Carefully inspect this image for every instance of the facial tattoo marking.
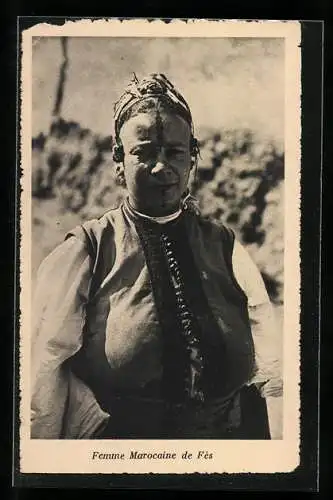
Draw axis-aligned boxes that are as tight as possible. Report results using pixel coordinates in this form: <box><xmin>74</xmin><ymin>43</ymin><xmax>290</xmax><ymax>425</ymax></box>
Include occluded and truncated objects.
<box><xmin>155</xmin><ymin>102</ymin><xmax>164</xmax><ymax>151</ymax></box>
<box><xmin>155</xmin><ymin>103</ymin><xmax>168</xmax><ymax>208</ymax></box>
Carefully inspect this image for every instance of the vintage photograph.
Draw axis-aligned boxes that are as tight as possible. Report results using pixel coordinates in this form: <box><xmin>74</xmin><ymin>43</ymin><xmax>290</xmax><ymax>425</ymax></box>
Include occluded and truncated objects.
<box><xmin>18</xmin><ymin>19</ymin><xmax>301</xmax><ymax>475</ymax></box>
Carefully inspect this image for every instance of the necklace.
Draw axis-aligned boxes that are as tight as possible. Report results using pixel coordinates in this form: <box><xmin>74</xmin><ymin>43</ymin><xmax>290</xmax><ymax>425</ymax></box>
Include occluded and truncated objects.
<box><xmin>127</xmin><ymin>199</ymin><xmax>182</xmax><ymax>224</ymax></box>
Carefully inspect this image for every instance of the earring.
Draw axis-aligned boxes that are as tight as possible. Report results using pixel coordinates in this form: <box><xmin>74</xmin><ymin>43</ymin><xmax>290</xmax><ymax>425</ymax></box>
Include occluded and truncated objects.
<box><xmin>181</xmin><ymin>189</ymin><xmax>200</xmax><ymax>215</ymax></box>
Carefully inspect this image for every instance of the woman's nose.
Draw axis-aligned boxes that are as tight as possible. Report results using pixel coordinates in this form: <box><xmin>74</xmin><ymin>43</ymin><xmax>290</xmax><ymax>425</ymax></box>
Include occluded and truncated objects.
<box><xmin>151</xmin><ymin>162</ymin><xmax>168</xmax><ymax>175</ymax></box>
<box><xmin>151</xmin><ymin>150</ymin><xmax>172</xmax><ymax>175</ymax></box>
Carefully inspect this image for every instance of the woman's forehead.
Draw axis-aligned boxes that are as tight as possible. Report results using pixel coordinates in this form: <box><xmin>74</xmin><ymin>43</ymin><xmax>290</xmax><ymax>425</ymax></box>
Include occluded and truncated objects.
<box><xmin>119</xmin><ymin>111</ymin><xmax>191</xmax><ymax>144</ymax></box>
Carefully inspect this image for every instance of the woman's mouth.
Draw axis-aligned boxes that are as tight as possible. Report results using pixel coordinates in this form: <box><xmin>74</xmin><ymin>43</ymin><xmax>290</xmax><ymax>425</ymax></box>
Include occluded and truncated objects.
<box><xmin>153</xmin><ymin>181</ymin><xmax>178</xmax><ymax>188</ymax></box>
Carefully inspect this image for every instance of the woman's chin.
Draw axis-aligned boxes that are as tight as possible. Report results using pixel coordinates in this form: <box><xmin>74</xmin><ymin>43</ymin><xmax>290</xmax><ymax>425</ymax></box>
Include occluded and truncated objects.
<box><xmin>156</xmin><ymin>193</ymin><xmax>183</xmax><ymax>213</ymax></box>
<box><xmin>130</xmin><ymin>189</ymin><xmax>182</xmax><ymax>217</ymax></box>
<box><xmin>142</xmin><ymin>200</ymin><xmax>181</xmax><ymax>217</ymax></box>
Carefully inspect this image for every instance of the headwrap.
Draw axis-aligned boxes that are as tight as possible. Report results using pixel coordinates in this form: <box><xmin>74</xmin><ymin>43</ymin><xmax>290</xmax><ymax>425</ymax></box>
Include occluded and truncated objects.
<box><xmin>114</xmin><ymin>73</ymin><xmax>195</xmax><ymax>140</ymax></box>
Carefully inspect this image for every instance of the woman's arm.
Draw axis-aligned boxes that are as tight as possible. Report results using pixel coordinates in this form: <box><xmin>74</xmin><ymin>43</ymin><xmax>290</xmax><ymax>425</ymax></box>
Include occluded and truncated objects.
<box><xmin>232</xmin><ymin>239</ymin><xmax>283</xmax><ymax>439</ymax></box>
<box><xmin>31</xmin><ymin>236</ymin><xmax>105</xmax><ymax>438</ymax></box>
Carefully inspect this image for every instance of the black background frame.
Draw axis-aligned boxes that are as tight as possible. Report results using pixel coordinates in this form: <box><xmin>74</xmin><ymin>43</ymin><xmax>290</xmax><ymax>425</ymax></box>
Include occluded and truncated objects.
<box><xmin>2</xmin><ymin>13</ymin><xmax>326</xmax><ymax>493</ymax></box>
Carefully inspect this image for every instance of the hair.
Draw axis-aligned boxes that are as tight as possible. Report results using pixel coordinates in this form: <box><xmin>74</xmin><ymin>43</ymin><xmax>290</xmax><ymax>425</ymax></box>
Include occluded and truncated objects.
<box><xmin>116</xmin><ymin>96</ymin><xmax>192</xmax><ymax>139</ymax></box>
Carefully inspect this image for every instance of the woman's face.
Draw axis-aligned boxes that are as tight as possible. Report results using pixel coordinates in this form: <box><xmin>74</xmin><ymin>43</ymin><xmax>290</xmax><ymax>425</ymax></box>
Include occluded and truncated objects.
<box><xmin>118</xmin><ymin>109</ymin><xmax>192</xmax><ymax>216</ymax></box>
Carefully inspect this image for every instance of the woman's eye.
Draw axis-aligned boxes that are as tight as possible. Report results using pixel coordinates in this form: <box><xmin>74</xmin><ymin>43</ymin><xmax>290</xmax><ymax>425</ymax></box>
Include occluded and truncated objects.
<box><xmin>130</xmin><ymin>146</ymin><xmax>186</xmax><ymax>161</ymax></box>
<box><xmin>132</xmin><ymin>146</ymin><xmax>156</xmax><ymax>160</ymax></box>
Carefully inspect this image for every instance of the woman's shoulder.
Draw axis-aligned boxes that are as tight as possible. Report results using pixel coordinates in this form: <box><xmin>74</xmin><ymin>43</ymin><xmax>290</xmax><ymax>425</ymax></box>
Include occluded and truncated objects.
<box><xmin>35</xmin><ymin>206</ymin><xmax>125</xmax><ymax>295</ymax></box>
<box><xmin>188</xmin><ymin>210</ymin><xmax>236</xmax><ymax>247</ymax></box>
<box><xmin>74</xmin><ymin>205</ymin><xmax>122</xmax><ymax>233</ymax></box>
<box><xmin>66</xmin><ymin>205</ymin><xmax>124</xmax><ymax>258</ymax></box>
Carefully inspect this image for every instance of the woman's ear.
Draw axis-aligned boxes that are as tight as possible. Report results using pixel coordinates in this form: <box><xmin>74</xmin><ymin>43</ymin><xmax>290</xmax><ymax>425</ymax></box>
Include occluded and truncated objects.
<box><xmin>190</xmin><ymin>136</ymin><xmax>199</xmax><ymax>170</ymax></box>
<box><xmin>112</xmin><ymin>143</ymin><xmax>124</xmax><ymax>163</ymax></box>
<box><xmin>112</xmin><ymin>143</ymin><xmax>126</xmax><ymax>186</ymax></box>
<box><xmin>115</xmin><ymin>163</ymin><xmax>126</xmax><ymax>186</ymax></box>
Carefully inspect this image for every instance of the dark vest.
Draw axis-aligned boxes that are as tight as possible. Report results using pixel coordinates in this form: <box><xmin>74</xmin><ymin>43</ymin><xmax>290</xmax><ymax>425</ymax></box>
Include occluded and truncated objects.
<box><xmin>66</xmin><ymin>202</ymin><xmax>257</xmax><ymax>437</ymax></box>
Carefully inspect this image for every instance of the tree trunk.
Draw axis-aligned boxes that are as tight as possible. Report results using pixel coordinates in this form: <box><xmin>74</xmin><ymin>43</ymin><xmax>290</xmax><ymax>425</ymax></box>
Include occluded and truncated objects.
<box><xmin>52</xmin><ymin>37</ymin><xmax>69</xmax><ymax>118</ymax></box>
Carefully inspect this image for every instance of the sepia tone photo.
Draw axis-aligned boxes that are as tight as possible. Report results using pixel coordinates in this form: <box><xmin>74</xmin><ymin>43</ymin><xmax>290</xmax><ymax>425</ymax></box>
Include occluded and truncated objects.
<box><xmin>18</xmin><ymin>19</ymin><xmax>301</xmax><ymax>475</ymax></box>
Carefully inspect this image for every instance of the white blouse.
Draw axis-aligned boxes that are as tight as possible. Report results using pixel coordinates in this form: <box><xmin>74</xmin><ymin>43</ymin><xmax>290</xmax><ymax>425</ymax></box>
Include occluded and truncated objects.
<box><xmin>31</xmin><ymin>215</ymin><xmax>283</xmax><ymax>439</ymax></box>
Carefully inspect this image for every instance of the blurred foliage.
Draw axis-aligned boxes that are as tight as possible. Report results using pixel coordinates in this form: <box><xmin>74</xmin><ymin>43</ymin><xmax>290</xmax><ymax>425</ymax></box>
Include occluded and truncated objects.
<box><xmin>32</xmin><ymin>118</ymin><xmax>284</xmax><ymax>304</ymax></box>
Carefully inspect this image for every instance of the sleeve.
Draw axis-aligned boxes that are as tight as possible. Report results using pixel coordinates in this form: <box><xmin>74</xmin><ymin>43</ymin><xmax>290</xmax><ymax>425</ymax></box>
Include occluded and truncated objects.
<box><xmin>232</xmin><ymin>240</ymin><xmax>283</xmax><ymax>398</ymax></box>
<box><xmin>31</xmin><ymin>236</ymin><xmax>109</xmax><ymax>439</ymax></box>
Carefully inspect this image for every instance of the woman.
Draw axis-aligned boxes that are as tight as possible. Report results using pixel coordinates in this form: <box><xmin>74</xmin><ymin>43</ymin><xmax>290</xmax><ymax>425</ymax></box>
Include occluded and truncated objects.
<box><xmin>31</xmin><ymin>73</ymin><xmax>282</xmax><ymax>439</ymax></box>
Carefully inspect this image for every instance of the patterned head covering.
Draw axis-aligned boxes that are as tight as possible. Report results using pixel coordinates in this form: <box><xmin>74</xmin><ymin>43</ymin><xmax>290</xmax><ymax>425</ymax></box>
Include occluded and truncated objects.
<box><xmin>114</xmin><ymin>73</ymin><xmax>194</xmax><ymax>140</ymax></box>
